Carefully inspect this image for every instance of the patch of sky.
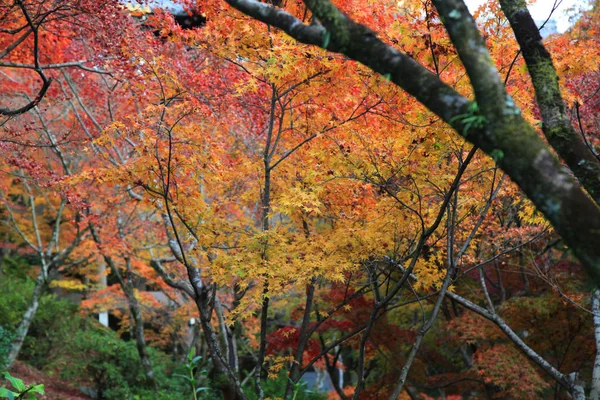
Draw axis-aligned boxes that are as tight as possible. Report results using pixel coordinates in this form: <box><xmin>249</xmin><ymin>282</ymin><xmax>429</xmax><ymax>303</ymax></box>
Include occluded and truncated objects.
<box><xmin>465</xmin><ymin>0</ymin><xmax>593</xmax><ymax>34</ymax></box>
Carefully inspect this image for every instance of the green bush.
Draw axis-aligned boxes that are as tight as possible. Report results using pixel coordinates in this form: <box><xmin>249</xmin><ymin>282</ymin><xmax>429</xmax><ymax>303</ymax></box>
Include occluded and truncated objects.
<box><xmin>21</xmin><ymin>296</ymin><xmax>81</xmax><ymax>370</ymax></box>
<box><xmin>56</xmin><ymin>321</ymin><xmax>190</xmax><ymax>400</ymax></box>
<box><xmin>0</xmin><ymin>257</ymin><xmax>190</xmax><ymax>399</ymax></box>
<box><xmin>0</xmin><ymin>327</ymin><xmax>13</xmax><ymax>368</ymax></box>
<box><xmin>0</xmin><ymin>268</ymin><xmax>35</xmax><ymax>331</ymax></box>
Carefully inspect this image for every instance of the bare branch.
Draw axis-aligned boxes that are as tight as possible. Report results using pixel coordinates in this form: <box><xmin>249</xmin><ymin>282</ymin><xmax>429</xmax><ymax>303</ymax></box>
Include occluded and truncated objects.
<box><xmin>0</xmin><ymin>1</ymin><xmax>52</xmax><ymax>117</ymax></box>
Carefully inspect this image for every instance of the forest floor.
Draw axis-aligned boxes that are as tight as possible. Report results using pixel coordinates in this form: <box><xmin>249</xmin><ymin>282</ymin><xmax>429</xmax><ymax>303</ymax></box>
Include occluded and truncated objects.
<box><xmin>9</xmin><ymin>362</ymin><xmax>92</xmax><ymax>400</ymax></box>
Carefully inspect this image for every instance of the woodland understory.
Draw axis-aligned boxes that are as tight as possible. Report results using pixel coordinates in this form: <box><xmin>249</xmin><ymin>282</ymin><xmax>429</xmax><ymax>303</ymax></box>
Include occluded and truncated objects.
<box><xmin>1</xmin><ymin>0</ymin><xmax>600</xmax><ymax>399</ymax></box>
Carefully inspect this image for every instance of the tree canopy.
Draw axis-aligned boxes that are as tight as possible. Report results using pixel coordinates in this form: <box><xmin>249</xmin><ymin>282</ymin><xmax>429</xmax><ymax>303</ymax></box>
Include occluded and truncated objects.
<box><xmin>1</xmin><ymin>0</ymin><xmax>600</xmax><ymax>399</ymax></box>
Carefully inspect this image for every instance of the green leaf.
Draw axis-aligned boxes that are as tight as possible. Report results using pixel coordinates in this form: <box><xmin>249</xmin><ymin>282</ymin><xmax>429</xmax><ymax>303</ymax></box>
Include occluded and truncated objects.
<box><xmin>196</xmin><ymin>388</ymin><xmax>209</xmax><ymax>393</ymax></box>
<box><xmin>191</xmin><ymin>356</ymin><xmax>202</xmax><ymax>365</ymax></box>
<box><xmin>173</xmin><ymin>374</ymin><xmax>193</xmax><ymax>382</ymax></box>
<box><xmin>0</xmin><ymin>388</ymin><xmax>16</xmax><ymax>400</ymax></box>
<box><xmin>29</xmin><ymin>384</ymin><xmax>44</xmax><ymax>395</ymax></box>
<box><xmin>187</xmin><ymin>347</ymin><xmax>195</xmax><ymax>361</ymax></box>
<box><xmin>3</xmin><ymin>373</ymin><xmax>24</xmax><ymax>393</ymax></box>
<box><xmin>0</xmin><ymin>387</ymin><xmax>15</xmax><ymax>398</ymax></box>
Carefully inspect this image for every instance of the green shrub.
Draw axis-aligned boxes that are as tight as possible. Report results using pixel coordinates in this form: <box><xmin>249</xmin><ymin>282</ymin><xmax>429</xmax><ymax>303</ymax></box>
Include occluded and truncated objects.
<box><xmin>0</xmin><ymin>327</ymin><xmax>13</xmax><ymax>368</ymax></box>
<box><xmin>21</xmin><ymin>296</ymin><xmax>80</xmax><ymax>370</ymax></box>
<box><xmin>0</xmin><ymin>256</ymin><xmax>190</xmax><ymax>399</ymax></box>
<box><xmin>0</xmin><ymin>272</ymin><xmax>35</xmax><ymax>331</ymax></box>
<box><xmin>57</xmin><ymin>322</ymin><xmax>190</xmax><ymax>400</ymax></box>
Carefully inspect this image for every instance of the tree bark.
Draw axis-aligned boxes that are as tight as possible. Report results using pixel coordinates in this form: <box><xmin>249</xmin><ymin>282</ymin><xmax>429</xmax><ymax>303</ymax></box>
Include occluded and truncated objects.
<box><xmin>498</xmin><ymin>0</ymin><xmax>600</xmax><ymax>205</ymax></box>
<box><xmin>285</xmin><ymin>281</ymin><xmax>316</xmax><ymax>398</ymax></box>
<box><xmin>591</xmin><ymin>289</ymin><xmax>600</xmax><ymax>400</ymax></box>
<box><xmin>127</xmin><ymin>285</ymin><xmax>157</xmax><ymax>387</ymax></box>
<box><xmin>161</xmin><ymin>213</ymin><xmax>247</xmax><ymax>400</ymax></box>
<box><xmin>195</xmin><ymin>289</ymin><xmax>246</xmax><ymax>400</ymax></box>
<box><xmin>109</xmin><ymin>258</ymin><xmax>157</xmax><ymax>388</ymax></box>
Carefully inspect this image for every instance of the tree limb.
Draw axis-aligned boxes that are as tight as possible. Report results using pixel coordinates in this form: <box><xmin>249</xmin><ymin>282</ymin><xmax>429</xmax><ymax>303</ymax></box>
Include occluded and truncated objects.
<box><xmin>499</xmin><ymin>0</ymin><xmax>600</xmax><ymax>205</ymax></box>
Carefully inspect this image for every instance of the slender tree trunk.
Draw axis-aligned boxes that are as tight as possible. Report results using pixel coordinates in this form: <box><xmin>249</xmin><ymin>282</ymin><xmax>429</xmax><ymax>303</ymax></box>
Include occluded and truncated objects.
<box><xmin>124</xmin><ymin>282</ymin><xmax>157</xmax><ymax>388</ymax></box>
<box><xmin>115</xmin><ymin>261</ymin><xmax>157</xmax><ymax>388</ymax></box>
<box><xmin>568</xmin><ymin>373</ymin><xmax>586</xmax><ymax>400</ymax></box>
<box><xmin>215</xmin><ymin>296</ymin><xmax>239</xmax><ymax>374</ymax></box>
<box><xmin>160</xmin><ymin>213</ymin><xmax>246</xmax><ymax>399</ymax></box>
<box><xmin>255</xmin><ymin>85</ymin><xmax>276</xmax><ymax>399</ymax></box>
<box><xmin>2</xmin><ymin>270</ymin><xmax>44</xmax><ymax>371</ymax></box>
<box><xmin>122</xmin><ymin>256</ymin><xmax>157</xmax><ymax>388</ymax></box>
<box><xmin>590</xmin><ymin>289</ymin><xmax>600</xmax><ymax>400</ymax></box>
<box><xmin>91</xmin><ymin>224</ymin><xmax>157</xmax><ymax>389</ymax></box>
<box><xmin>196</xmin><ymin>293</ymin><xmax>245</xmax><ymax>400</ymax></box>
<box><xmin>285</xmin><ymin>281</ymin><xmax>316</xmax><ymax>398</ymax></box>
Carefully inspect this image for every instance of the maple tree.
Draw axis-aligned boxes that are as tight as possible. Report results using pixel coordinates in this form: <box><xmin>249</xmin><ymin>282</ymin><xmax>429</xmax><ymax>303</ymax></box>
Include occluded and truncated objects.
<box><xmin>182</xmin><ymin>0</ymin><xmax>599</xmax><ymax>397</ymax></box>
<box><xmin>0</xmin><ymin>0</ymin><xmax>164</xmax><ymax>379</ymax></box>
<box><xmin>1</xmin><ymin>0</ymin><xmax>600</xmax><ymax>400</ymax></box>
<box><xmin>221</xmin><ymin>0</ymin><xmax>600</xmax><ymax>284</ymax></box>
<box><xmin>0</xmin><ymin>0</ymin><xmax>120</xmax><ymax>116</ymax></box>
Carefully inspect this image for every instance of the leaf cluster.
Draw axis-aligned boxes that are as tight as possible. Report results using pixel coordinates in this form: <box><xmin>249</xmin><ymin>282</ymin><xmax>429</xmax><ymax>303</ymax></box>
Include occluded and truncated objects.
<box><xmin>0</xmin><ymin>373</ymin><xmax>44</xmax><ymax>400</ymax></box>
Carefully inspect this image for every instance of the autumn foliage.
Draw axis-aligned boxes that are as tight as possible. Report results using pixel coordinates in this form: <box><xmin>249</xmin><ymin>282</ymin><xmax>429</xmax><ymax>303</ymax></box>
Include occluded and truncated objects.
<box><xmin>1</xmin><ymin>0</ymin><xmax>600</xmax><ymax>399</ymax></box>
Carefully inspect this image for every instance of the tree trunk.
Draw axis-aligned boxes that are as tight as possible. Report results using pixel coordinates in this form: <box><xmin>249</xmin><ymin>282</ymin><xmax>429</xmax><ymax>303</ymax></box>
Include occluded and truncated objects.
<box><xmin>590</xmin><ymin>289</ymin><xmax>600</xmax><ymax>400</ymax></box>
<box><xmin>125</xmin><ymin>284</ymin><xmax>157</xmax><ymax>389</ymax></box>
<box><xmin>91</xmin><ymin>222</ymin><xmax>157</xmax><ymax>389</ymax></box>
<box><xmin>160</xmin><ymin>212</ymin><xmax>246</xmax><ymax>399</ymax></box>
<box><xmin>285</xmin><ymin>282</ymin><xmax>316</xmax><ymax>398</ymax></box>
<box><xmin>196</xmin><ymin>293</ymin><xmax>246</xmax><ymax>400</ymax></box>
<box><xmin>568</xmin><ymin>373</ymin><xmax>586</xmax><ymax>400</ymax></box>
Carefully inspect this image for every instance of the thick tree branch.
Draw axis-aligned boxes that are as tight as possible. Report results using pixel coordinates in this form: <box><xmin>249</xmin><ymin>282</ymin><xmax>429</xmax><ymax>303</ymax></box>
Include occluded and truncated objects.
<box><xmin>429</xmin><ymin>0</ymin><xmax>600</xmax><ymax>281</ymax></box>
<box><xmin>499</xmin><ymin>0</ymin><xmax>600</xmax><ymax>205</ymax></box>
<box><xmin>150</xmin><ymin>257</ymin><xmax>195</xmax><ymax>298</ymax></box>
